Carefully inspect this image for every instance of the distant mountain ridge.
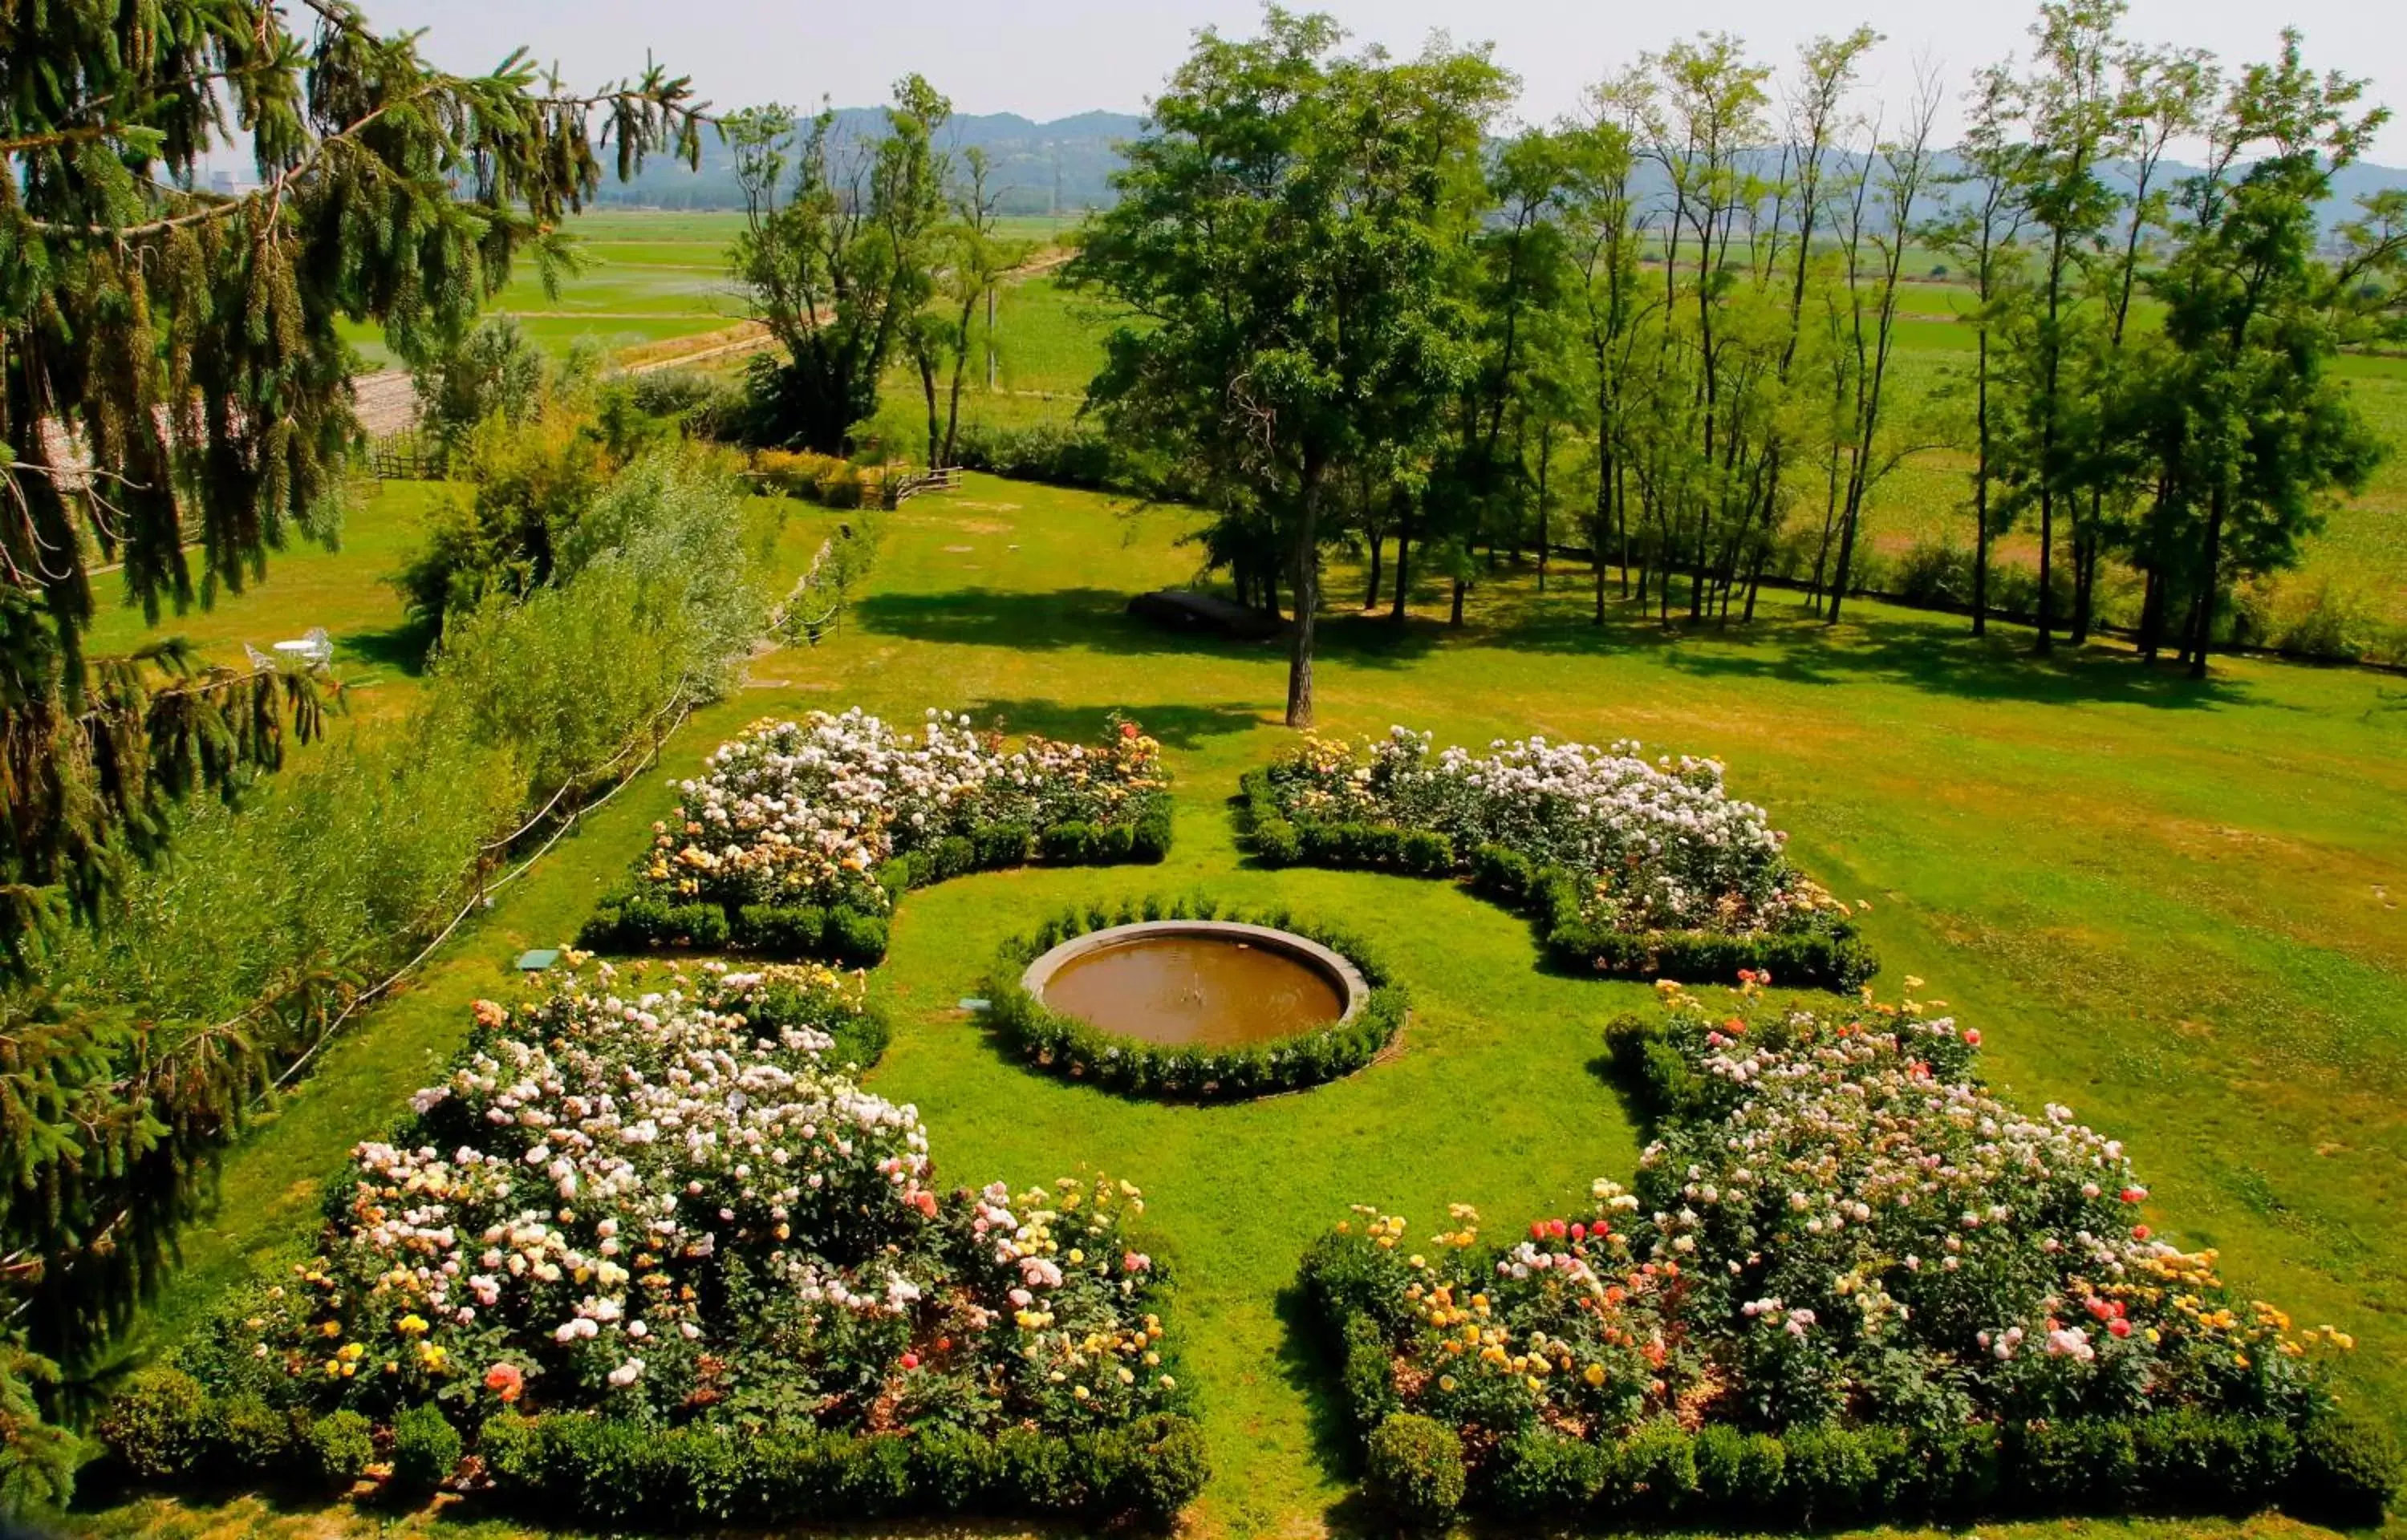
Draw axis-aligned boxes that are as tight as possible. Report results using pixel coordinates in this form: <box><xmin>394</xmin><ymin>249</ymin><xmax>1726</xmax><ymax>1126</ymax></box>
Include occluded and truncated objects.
<box><xmin>598</xmin><ymin>108</ymin><xmax>1148</xmax><ymax>214</ymax></box>
<box><xmin>597</xmin><ymin>107</ymin><xmax>2407</xmax><ymax>237</ymax></box>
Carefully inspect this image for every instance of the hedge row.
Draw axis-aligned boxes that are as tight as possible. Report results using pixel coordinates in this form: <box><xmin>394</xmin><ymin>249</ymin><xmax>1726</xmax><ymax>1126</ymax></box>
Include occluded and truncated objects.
<box><xmin>579</xmin><ymin>794</ymin><xmax>1173</xmax><ymax>965</ymax></box>
<box><xmin>1297</xmin><ymin>1239</ymin><xmax>2397</xmax><ymax>1531</ymax></box>
<box><xmin>984</xmin><ymin>895</ymin><xmax>1407</xmax><ymax>1101</ymax></box>
<box><xmin>92</xmin><ymin>1368</ymin><xmax>1208</xmax><ymax>1529</ymax></box>
<box><xmin>1236</xmin><ymin>772</ymin><xmax>1877</xmax><ymax>991</ymax></box>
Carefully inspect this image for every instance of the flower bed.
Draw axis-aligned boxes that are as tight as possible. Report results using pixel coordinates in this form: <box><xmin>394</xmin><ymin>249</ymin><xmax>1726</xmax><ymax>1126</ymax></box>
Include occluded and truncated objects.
<box><xmin>1297</xmin><ymin>979</ymin><xmax>2394</xmax><ymax>1530</ymax></box>
<box><xmin>1241</xmin><ymin>729</ymin><xmax>1874</xmax><ymax>991</ymax></box>
<box><xmin>99</xmin><ymin>961</ymin><xmax>1205</xmax><ymax>1525</ymax></box>
<box><xmin>582</xmin><ymin>708</ymin><xmax>1173</xmax><ymax>964</ymax></box>
<box><xmin>984</xmin><ymin>897</ymin><xmax>1408</xmax><ymax>1101</ymax></box>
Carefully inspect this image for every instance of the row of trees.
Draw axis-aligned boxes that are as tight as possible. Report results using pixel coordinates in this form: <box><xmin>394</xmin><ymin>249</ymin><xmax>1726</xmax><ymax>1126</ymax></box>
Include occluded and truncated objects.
<box><xmin>1066</xmin><ymin>3</ymin><xmax>2405</xmax><ymax>725</ymax></box>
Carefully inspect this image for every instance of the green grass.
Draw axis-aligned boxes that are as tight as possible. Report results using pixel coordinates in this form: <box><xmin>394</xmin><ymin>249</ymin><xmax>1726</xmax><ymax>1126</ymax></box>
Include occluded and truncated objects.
<box><xmin>71</xmin><ymin>472</ymin><xmax>2407</xmax><ymax>1539</ymax></box>
<box><xmin>83</xmin><ymin>480</ymin><xmax>440</xmax><ymax>721</ymax></box>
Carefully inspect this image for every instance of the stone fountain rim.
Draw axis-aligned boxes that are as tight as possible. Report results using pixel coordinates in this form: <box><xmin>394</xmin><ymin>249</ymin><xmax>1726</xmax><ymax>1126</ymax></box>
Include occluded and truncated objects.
<box><xmin>1019</xmin><ymin>919</ymin><xmax>1370</xmax><ymax>1028</ymax></box>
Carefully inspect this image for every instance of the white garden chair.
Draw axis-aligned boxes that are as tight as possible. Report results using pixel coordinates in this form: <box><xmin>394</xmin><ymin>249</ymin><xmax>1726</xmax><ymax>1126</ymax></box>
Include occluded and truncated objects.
<box><xmin>273</xmin><ymin>626</ymin><xmax>334</xmax><ymax>669</ymax></box>
<box><xmin>243</xmin><ymin>643</ymin><xmax>278</xmax><ymax>672</ymax></box>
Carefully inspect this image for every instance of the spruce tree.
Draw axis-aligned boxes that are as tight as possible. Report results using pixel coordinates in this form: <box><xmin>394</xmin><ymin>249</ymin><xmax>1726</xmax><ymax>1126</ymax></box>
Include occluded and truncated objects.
<box><xmin>0</xmin><ymin>0</ymin><xmax>699</xmax><ymax>1500</ymax></box>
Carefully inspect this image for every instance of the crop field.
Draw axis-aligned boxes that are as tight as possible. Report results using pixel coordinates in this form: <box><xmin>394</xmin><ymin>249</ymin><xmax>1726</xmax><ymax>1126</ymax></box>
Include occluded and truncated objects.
<box><xmin>67</xmin><ymin>469</ymin><xmax>2407</xmax><ymax>1540</ymax></box>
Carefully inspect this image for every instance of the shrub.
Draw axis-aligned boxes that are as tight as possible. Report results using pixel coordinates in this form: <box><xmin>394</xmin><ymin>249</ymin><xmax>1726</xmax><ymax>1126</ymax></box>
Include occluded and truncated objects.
<box><xmin>1691</xmin><ymin>1424</ymin><xmax>1785</xmax><ymax>1524</ymax></box>
<box><xmin>388</xmin><ymin>1402</ymin><xmax>462</xmax><ymax>1498</ymax></box>
<box><xmin>1251</xmin><ymin>816</ymin><xmax>1302</xmax><ymax>866</ymax></box>
<box><xmin>1108</xmin><ymin>1413</ymin><xmax>1212</xmax><ymax>1522</ymax></box>
<box><xmin>1364</xmin><ymin>1413</ymin><xmax>1466</xmax><ymax>1528</ymax></box>
<box><xmin>95</xmin><ymin>1368</ymin><xmax>211</xmax><ymax>1483</ymax></box>
<box><xmin>213</xmin><ymin>1392</ymin><xmax>302</xmax><ymax>1474</ymax></box>
<box><xmin>1040</xmin><ymin>821</ymin><xmax>1098</xmax><ymax>862</ymax></box>
<box><xmin>734</xmin><ymin>903</ymin><xmax>828</xmax><ymax>958</ymax></box>
<box><xmin>1490</xmin><ymin>1427</ymin><xmax>1606</xmax><ymax>1518</ymax></box>
<box><xmin>307</xmin><ymin>1409</ymin><xmax>375</xmax><ymax>1489</ymax></box>
<box><xmin>2291</xmin><ymin>1409</ymin><xmax>2401</xmax><ymax>1527</ymax></box>
<box><xmin>826</xmin><ymin>908</ymin><xmax>890</xmax><ymax>966</ymax></box>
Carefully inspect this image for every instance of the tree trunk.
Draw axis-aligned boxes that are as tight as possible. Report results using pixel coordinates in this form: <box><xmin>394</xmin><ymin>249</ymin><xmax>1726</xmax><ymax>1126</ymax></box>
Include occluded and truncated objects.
<box><xmin>1390</xmin><ymin>502</ymin><xmax>1413</xmax><ymax>622</ymax></box>
<box><xmin>1971</xmin><ymin>335</ymin><xmax>1991</xmax><ymax>638</ymax></box>
<box><xmin>1449</xmin><ymin>576</ymin><xmax>1467</xmax><ymax>627</ymax></box>
<box><xmin>1364</xmin><ymin>530</ymin><xmax>1384</xmax><ymax>610</ymax></box>
<box><xmin>917</xmin><ymin>351</ymin><xmax>942</xmax><ymax>470</ymax></box>
<box><xmin>2188</xmin><ymin>484</ymin><xmax>2226</xmax><ymax>681</ymax></box>
<box><xmin>2070</xmin><ymin>496</ymin><xmax>2101</xmax><ymax>646</ymax></box>
<box><xmin>2036</xmin><ymin>488</ymin><xmax>2056</xmax><ymax>654</ymax></box>
<box><xmin>1287</xmin><ymin>468</ymin><xmax>1326</xmax><ymax>727</ymax></box>
<box><xmin>2137</xmin><ymin>565</ymin><xmax>2163</xmax><ymax>663</ymax></box>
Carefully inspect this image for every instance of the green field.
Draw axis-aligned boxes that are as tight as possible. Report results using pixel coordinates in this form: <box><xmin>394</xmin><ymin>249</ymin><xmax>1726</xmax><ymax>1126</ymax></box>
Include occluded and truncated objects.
<box><xmin>71</xmin><ymin>469</ymin><xmax>2407</xmax><ymax>1539</ymax></box>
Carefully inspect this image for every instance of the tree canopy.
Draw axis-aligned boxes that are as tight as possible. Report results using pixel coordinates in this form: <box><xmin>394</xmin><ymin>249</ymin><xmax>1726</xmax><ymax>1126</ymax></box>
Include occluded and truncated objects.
<box><xmin>1070</xmin><ymin>10</ymin><xmax>1510</xmax><ymax>726</ymax></box>
<box><xmin>0</xmin><ymin>0</ymin><xmax>702</xmax><ymax>971</ymax></box>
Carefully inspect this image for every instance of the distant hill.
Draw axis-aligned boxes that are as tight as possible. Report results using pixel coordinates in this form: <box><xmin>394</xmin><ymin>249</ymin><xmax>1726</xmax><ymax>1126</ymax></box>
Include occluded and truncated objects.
<box><xmin>595</xmin><ymin>107</ymin><xmax>2407</xmax><ymax>238</ymax></box>
<box><xmin>595</xmin><ymin>108</ymin><xmax>1147</xmax><ymax>214</ymax></box>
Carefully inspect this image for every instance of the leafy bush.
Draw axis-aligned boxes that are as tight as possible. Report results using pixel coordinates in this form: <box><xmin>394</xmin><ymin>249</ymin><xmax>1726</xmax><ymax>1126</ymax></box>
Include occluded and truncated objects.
<box><xmin>213</xmin><ymin>1393</ymin><xmax>302</xmax><ymax>1473</ymax></box>
<box><xmin>409</xmin><ymin>314</ymin><xmax>548</xmax><ymax>463</ymax></box>
<box><xmin>93</xmin><ymin>1368</ymin><xmax>209</xmax><ymax>1483</ymax></box>
<box><xmin>306</xmin><ymin>1409</ymin><xmax>374</xmax><ymax>1488</ymax></box>
<box><xmin>395</xmin><ymin>407</ymin><xmax>616</xmax><ymax>635</ymax></box>
<box><xmin>986</xmin><ymin>898</ymin><xmax>1405</xmax><ymax>1101</ymax></box>
<box><xmin>470</xmin><ymin>1407</ymin><xmax>1208</xmax><ymax>1526</ymax></box>
<box><xmin>752</xmin><ymin>448</ymin><xmax>896</xmax><ymax>509</ymax></box>
<box><xmin>2292</xmin><ymin>1408</ymin><xmax>2402</xmax><ymax>1527</ymax></box>
<box><xmin>1364</xmin><ymin>1413</ymin><xmax>1467</xmax><ymax>1527</ymax></box>
<box><xmin>1891</xmin><ymin>537</ymin><xmax>1974</xmax><ymax>610</ymax></box>
<box><xmin>951</xmin><ymin>420</ymin><xmax>1123</xmax><ymax>489</ymax></box>
<box><xmin>388</xmin><ymin>1402</ymin><xmax>461</xmax><ymax>1497</ymax></box>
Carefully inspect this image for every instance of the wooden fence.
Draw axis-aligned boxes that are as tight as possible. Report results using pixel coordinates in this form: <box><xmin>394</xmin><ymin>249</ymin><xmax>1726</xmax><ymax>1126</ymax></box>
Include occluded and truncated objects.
<box><xmin>884</xmin><ymin>465</ymin><xmax>963</xmax><ymax>508</ymax></box>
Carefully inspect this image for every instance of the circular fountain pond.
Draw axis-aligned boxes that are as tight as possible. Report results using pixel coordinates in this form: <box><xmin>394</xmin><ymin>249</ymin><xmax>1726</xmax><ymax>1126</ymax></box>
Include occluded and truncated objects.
<box><xmin>1019</xmin><ymin>921</ymin><xmax>1370</xmax><ymax>1049</ymax></box>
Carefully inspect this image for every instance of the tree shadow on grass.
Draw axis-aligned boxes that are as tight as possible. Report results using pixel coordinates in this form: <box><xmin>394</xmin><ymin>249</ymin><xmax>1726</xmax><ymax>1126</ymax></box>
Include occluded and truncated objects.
<box><xmin>960</xmin><ymin>697</ymin><xmax>1268</xmax><ymax>751</ymax></box>
<box><xmin>854</xmin><ymin>587</ymin><xmax>1441</xmax><ymax>671</ymax></box>
<box><xmin>340</xmin><ymin>618</ymin><xmax>435</xmax><ymax>677</ymax></box>
<box><xmin>1478</xmin><ymin>594</ymin><xmax>2252</xmax><ymax>712</ymax></box>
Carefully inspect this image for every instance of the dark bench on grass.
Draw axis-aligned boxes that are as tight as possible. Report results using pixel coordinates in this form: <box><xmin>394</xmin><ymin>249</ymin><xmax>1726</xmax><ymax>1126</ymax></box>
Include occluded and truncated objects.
<box><xmin>1126</xmin><ymin>590</ymin><xmax>1285</xmax><ymax>642</ymax></box>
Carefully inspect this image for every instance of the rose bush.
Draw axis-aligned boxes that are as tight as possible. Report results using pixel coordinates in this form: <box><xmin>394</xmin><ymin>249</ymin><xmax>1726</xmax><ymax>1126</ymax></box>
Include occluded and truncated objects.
<box><xmin>1301</xmin><ymin>979</ymin><xmax>2387</xmax><ymax>1523</ymax></box>
<box><xmin>1246</xmin><ymin>730</ymin><xmax>1873</xmax><ymax>988</ymax></box>
<box><xmin>128</xmin><ymin>961</ymin><xmax>1198</xmax><ymax>1518</ymax></box>
<box><xmin>1258</xmin><ymin>729</ymin><xmax>1837</xmax><ymax>935</ymax></box>
<box><xmin>584</xmin><ymin>710</ymin><xmax>1172</xmax><ymax>962</ymax></box>
<box><xmin>651</xmin><ymin>708</ymin><xmax>1167</xmax><ymax>914</ymax></box>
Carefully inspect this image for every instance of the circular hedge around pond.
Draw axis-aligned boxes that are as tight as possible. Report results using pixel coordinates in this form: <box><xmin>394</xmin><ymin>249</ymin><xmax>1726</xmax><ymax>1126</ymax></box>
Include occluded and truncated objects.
<box><xmin>985</xmin><ymin>897</ymin><xmax>1406</xmax><ymax>1101</ymax></box>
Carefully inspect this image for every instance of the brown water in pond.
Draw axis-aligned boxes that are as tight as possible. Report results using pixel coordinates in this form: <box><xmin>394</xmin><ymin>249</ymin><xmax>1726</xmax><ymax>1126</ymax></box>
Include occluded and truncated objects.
<box><xmin>1039</xmin><ymin>935</ymin><xmax>1345</xmax><ymax>1048</ymax></box>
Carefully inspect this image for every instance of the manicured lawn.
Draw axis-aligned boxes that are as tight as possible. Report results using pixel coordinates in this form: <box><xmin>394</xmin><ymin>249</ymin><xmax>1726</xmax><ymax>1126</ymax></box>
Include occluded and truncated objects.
<box><xmin>73</xmin><ymin>473</ymin><xmax>2407</xmax><ymax>1539</ymax></box>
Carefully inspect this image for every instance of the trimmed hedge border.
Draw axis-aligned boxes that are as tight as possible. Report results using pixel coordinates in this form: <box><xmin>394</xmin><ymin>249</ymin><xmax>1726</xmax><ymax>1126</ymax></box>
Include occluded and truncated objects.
<box><xmin>578</xmin><ymin>792</ymin><xmax>1175</xmax><ymax>966</ymax></box>
<box><xmin>1236</xmin><ymin>771</ymin><xmax>1877</xmax><ymax>992</ymax></box>
<box><xmin>90</xmin><ymin>1368</ymin><xmax>1208</xmax><ymax>1530</ymax></box>
<box><xmin>1297</xmin><ymin>1233</ymin><xmax>2397</xmax><ymax>1531</ymax></box>
<box><xmin>985</xmin><ymin>895</ymin><xmax>1408</xmax><ymax>1101</ymax></box>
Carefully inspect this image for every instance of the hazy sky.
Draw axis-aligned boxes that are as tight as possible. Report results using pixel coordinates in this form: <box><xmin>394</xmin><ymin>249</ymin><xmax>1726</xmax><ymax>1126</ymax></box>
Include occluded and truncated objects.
<box><xmin>369</xmin><ymin>0</ymin><xmax>2407</xmax><ymax>163</ymax></box>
